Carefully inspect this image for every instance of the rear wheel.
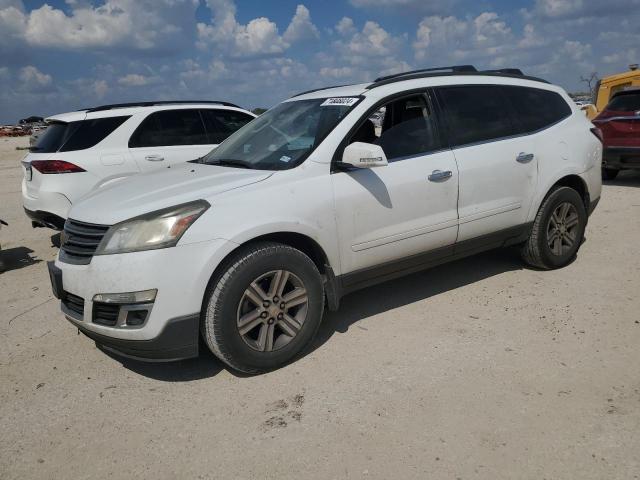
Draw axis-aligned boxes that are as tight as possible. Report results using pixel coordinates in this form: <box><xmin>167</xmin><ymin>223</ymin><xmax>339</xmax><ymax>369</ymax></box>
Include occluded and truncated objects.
<box><xmin>201</xmin><ymin>242</ymin><xmax>324</xmax><ymax>374</ymax></box>
<box><xmin>521</xmin><ymin>186</ymin><xmax>587</xmax><ymax>269</ymax></box>
<box><xmin>602</xmin><ymin>167</ymin><xmax>619</xmax><ymax>181</ymax></box>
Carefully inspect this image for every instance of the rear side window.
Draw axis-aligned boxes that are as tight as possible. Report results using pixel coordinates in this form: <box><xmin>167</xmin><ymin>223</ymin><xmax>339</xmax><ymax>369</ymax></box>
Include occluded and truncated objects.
<box><xmin>437</xmin><ymin>86</ymin><xmax>517</xmax><ymax>147</ymax></box>
<box><xmin>32</xmin><ymin>122</ymin><xmax>76</xmax><ymax>153</ymax></box>
<box><xmin>201</xmin><ymin>109</ymin><xmax>254</xmax><ymax>144</ymax></box>
<box><xmin>32</xmin><ymin>116</ymin><xmax>129</xmax><ymax>153</ymax></box>
<box><xmin>502</xmin><ymin>86</ymin><xmax>571</xmax><ymax>133</ymax></box>
<box><xmin>129</xmin><ymin>109</ymin><xmax>209</xmax><ymax>148</ymax></box>
<box><xmin>606</xmin><ymin>93</ymin><xmax>640</xmax><ymax>112</ymax></box>
<box><xmin>59</xmin><ymin>116</ymin><xmax>129</xmax><ymax>152</ymax></box>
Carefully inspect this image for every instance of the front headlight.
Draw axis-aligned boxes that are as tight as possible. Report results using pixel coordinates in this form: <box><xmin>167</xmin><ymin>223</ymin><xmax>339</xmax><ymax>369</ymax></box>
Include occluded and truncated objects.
<box><xmin>95</xmin><ymin>200</ymin><xmax>210</xmax><ymax>255</ymax></box>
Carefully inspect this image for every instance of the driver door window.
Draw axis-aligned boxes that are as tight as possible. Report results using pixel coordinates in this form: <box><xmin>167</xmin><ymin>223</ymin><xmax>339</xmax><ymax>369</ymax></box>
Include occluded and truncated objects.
<box><xmin>350</xmin><ymin>94</ymin><xmax>441</xmax><ymax>161</ymax></box>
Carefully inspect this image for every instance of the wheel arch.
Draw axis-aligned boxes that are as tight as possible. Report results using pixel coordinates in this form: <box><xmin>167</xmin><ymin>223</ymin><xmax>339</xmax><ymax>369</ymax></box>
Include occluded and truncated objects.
<box><xmin>552</xmin><ymin>174</ymin><xmax>590</xmax><ymax>211</ymax></box>
<box><xmin>532</xmin><ymin>173</ymin><xmax>590</xmax><ymax>221</ymax></box>
<box><xmin>203</xmin><ymin>230</ymin><xmax>341</xmax><ymax>315</ymax></box>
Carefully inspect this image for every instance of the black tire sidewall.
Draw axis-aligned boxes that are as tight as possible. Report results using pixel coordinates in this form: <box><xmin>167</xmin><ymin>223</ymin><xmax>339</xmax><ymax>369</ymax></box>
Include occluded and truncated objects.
<box><xmin>209</xmin><ymin>246</ymin><xmax>324</xmax><ymax>372</ymax></box>
<box><xmin>535</xmin><ymin>187</ymin><xmax>587</xmax><ymax>268</ymax></box>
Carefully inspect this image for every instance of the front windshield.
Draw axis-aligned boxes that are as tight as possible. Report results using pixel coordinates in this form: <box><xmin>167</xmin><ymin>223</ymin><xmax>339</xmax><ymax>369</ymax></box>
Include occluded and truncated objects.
<box><xmin>202</xmin><ymin>97</ymin><xmax>360</xmax><ymax>170</ymax></box>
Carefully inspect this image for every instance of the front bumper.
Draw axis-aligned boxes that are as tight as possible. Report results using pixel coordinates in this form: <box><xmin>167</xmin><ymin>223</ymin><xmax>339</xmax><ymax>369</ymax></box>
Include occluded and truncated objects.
<box><xmin>603</xmin><ymin>146</ymin><xmax>640</xmax><ymax>170</ymax></box>
<box><xmin>50</xmin><ymin>238</ymin><xmax>238</xmax><ymax>361</ymax></box>
<box><xmin>74</xmin><ymin>313</ymin><xmax>200</xmax><ymax>361</ymax></box>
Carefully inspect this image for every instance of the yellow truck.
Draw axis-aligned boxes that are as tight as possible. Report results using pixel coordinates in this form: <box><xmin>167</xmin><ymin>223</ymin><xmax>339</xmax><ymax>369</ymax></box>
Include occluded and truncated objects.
<box><xmin>585</xmin><ymin>65</ymin><xmax>640</xmax><ymax>119</ymax></box>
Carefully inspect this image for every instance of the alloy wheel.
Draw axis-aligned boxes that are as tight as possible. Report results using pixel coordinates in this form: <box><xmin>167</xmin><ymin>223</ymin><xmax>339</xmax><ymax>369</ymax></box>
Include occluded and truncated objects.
<box><xmin>236</xmin><ymin>270</ymin><xmax>309</xmax><ymax>352</ymax></box>
<box><xmin>546</xmin><ymin>201</ymin><xmax>580</xmax><ymax>256</ymax></box>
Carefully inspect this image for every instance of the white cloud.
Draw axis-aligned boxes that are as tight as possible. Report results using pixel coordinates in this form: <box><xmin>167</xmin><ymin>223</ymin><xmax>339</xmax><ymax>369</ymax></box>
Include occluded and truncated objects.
<box><xmin>118</xmin><ymin>73</ymin><xmax>151</xmax><ymax>87</ymax></box>
<box><xmin>19</xmin><ymin>65</ymin><xmax>51</xmax><ymax>86</ymax></box>
<box><xmin>283</xmin><ymin>5</ymin><xmax>319</xmax><ymax>43</ymax></box>
<box><xmin>197</xmin><ymin>1</ymin><xmax>318</xmax><ymax>58</ymax></box>
<box><xmin>0</xmin><ymin>0</ymin><xmax>198</xmax><ymax>51</ymax></box>
<box><xmin>335</xmin><ymin>17</ymin><xmax>356</xmax><ymax>36</ymax></box>
<box><xmin>349</xmin><ymin>0</ymin><xmax>456</xmax><ymax>13</ymax></box>
<box><xmin>346</xmin><ymin>21</ymin><xmax>404</xmax><ymax>57</ymax></box>
<box><xmin>315</xmin><ymin>20</ymin><xmax>409</xmax><ymax>83</ymax></box>
<box><xmin>197</xmin><ymin>0</ymin><xmax>287</xmax><ymax>57</ymax></box>
<box><xmin>93</xmin><ymin>80</ymin><xmax>109</xmax><ymax>98</ymax></box>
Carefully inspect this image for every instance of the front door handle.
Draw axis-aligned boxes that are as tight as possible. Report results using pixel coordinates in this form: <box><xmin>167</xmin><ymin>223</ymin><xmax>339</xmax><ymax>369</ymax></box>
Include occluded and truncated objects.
<box><xmin>428</xmin><ymin>170</ymin><xmax>453</xmax><ymax>182</ymax></box>
<box><xmin>516</xmin><ymin>152</ymin><xmax>534</xmax><ymax>163</ymax></box>
<box><xmin>145</xmin><ymin>155</ymin><xmax>164</xmax><ymax>162</ymax></box>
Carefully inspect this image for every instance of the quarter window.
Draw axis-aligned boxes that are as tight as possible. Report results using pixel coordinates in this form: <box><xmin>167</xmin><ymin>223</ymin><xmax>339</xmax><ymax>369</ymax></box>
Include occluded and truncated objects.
<box><xmin>59</xmin><ymin>116</ymin><xmax>130</xmax><ymax>152</ymax></box>
<box><xmin>129</xmin><ymin>109</ymin><xmax>209</xmax><ymax>148</ymax></box>
<box><xmin>502</xmin><ymin>86</ymin><xmax>571</xmax><ymax>133</ymax></box>
<box><xmin>33</xmin><ymin>116</ymin><xmax>129</xmax><ymax>153</ymax></box>
<box><xmin>437</xmin><ymin>85</ymin><xmax>517</xmax><ymax>147</ymax></box>
<box><xmin>201</xmin><ymin>109</ymin><xmax>254</xmax><ymax>144</ymax></box>
<box><xmin>349</xmin><ymin>93</ymin><xmax>441</xmax><ymax>161</ymax></box>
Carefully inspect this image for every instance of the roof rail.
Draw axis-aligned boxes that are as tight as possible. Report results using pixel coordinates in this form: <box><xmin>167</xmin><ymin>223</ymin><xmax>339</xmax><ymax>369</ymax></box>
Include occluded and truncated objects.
<box><xmin>366</xmin><ymin>66</ymin><xmax>548</xmax><ymax>89</ymax></box>
<box><xmin>291</xmin><ymin>83</ymin><xmax>356</xmax><ymax>98</ymax></box>
<box><xmin>482</xmin><ymin>68</ymin><xmax>524</xmax><ymax>75</ymax></box>
<box><xmin>84</xmin><ymin>100</ymin><xmax>241</xmax><ymax>113</ymax></box>
<box><xmin>373</xmin><ymin>65</ymin><xmax>477</xmax><ymax>83</ymax></box>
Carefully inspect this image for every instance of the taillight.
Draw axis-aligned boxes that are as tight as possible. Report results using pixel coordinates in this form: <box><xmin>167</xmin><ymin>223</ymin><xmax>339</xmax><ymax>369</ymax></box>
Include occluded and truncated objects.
<box><xmin>590</xmin><ymin>127</ymin><xmax>603</xmax><ymax>144</ymax></box>
<box><xmin>30</xmin><ymin>160</ymin><xmax>86</xmax><ymax>174</ymax></box>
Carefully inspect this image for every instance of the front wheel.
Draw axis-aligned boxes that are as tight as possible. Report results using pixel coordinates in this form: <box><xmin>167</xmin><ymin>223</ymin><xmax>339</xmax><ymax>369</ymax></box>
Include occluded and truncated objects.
<box><xmin>521</xmin><ymin>186</ymin><xmax>587</xmax><ymax>270</ymax></box>
<box><xmin>201</xmin><ymin>242</ymin><xmax>324</xmax><ymax>374</ymax></box>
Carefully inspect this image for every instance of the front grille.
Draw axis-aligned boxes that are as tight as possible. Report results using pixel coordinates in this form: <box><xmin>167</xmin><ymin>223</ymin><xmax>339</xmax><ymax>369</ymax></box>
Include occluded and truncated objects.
<box><xmin>60</xmin><ymin>219</ymin><xmax>109</xmax><ymax>265</ymax></box>
<box><xmin>93</xmin><ymin>302</ymin><xmax>120</xmax><ymax>327</ymax></box>
<box><xmin>62</xmin><ymin>292</ymin><xmax>85</xmax><ymax>318</ymax></box>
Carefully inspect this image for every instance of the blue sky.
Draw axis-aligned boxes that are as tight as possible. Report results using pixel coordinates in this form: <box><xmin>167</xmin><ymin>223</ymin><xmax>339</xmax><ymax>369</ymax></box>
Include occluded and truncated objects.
<box><xmin>1</xmin><ymin>0</ymin><xmax>638</xmax><ymax>123</ymax></box>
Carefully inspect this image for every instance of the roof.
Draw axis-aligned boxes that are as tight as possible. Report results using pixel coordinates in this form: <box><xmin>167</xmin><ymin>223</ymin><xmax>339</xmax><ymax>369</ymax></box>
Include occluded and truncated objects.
<box><xmin>599</xmin><ymin>69</ymin><xmax>640</xmax><ymax>86</ymax></box>
<box><xmin>289</xmin><ymin>67</ymin><xmax>557</xmax><ymax>102</ymax></box>
<box><xmin>46</xmin><ymin>101</ymin><xmax>250</xmax><ymax>123</ymax></box>
<box><xmin>289</xmin><ymin>65</ymin><xmax>552</xmax><ymax>101</ymax></box>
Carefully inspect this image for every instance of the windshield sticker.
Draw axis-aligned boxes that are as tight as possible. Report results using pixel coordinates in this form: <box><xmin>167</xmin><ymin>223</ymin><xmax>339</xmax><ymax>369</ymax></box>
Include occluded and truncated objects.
<box><xmin>279</xmin><ymin>155</ymin><xmax>292</xmax><ymax>163</ymax></box>
<box><xmin>321</xmin><ymin>97</ymin><xmax>359</xmax><ymax>107</ymax></box>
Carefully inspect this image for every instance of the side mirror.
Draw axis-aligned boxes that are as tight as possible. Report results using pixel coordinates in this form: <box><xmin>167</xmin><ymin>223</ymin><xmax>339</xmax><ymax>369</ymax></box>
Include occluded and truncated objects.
<box><xmin>340</xmin><ymin>142</ymin><xmax>388</xmax><ymax>169</ymax></box>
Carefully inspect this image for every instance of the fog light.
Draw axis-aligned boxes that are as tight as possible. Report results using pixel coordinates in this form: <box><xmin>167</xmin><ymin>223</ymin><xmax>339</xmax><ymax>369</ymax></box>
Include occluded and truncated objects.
<box><xmin>126</xmin><ymin>309</ymin><xmax>149</xmax><ymax>326</ymax></box>
<box><xmin>93</xmin><ymin>289</ymin><xmax>157</xmax><ymax>304</ymax></box>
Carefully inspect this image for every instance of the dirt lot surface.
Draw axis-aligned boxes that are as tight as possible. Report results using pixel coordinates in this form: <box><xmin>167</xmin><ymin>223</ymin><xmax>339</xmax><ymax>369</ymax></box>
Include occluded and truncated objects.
<box><xmin>1</xmin><ymin>136</ymin><xmax>639</xmax><ymax>479</ymax></box>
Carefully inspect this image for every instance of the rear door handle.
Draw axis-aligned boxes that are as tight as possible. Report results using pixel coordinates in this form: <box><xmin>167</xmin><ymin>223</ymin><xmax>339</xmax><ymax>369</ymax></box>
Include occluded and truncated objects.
<box><xmin>516</xmin><ymin>152</ymin><xmax>534</xmax><ymax>163</ymax></box>
<box><xmin>145</xmin><ymin>155</ymin><xmax>164</xmax><ymax>162</ymax></box>
<box><xmin>428</xmin><ymin>170</ymin><xmax>453</xmax><ymax>182</ymax></box>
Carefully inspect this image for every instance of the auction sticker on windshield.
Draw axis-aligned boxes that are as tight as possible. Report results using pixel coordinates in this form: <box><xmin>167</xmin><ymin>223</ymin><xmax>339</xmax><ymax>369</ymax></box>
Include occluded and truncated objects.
<box><xmin>321</xmin><ymin>97</ymin><xmax>359</xmax><ymax>107</ymax></box>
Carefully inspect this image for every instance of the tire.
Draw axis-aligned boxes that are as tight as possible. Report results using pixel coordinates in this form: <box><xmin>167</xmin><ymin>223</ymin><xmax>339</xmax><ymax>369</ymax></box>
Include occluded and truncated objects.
<box><xmin>521</xmin><ymin>186</ymin><xmax>587</xmax><ymax>270</ymax></box>
<box><xmin>602</xmin><ymin>167</ymin><xmax>619</xmax><ymax>181</ymax></box>
<box><xmin>201</xmin><ymin>242</ymin><xmax>324</xmax><ymax>374</ymax></box>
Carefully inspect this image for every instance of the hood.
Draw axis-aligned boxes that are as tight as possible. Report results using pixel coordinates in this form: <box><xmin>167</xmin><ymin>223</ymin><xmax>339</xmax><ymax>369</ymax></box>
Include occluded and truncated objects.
<box><xmin>69</xmin><ymin>162</ymin><xmax>273</xmax><ymax>225</ymax></box>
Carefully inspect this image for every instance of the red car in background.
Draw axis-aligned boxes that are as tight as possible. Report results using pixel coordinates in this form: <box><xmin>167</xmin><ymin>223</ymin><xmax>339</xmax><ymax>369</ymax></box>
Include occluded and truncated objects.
<box><xmin>593</xmin><ymin>89</ymin><xmax>640</xmax><ymax>180</ymax></box>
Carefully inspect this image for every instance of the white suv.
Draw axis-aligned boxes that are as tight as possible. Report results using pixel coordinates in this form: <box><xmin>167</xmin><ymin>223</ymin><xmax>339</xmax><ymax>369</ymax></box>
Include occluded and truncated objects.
<box><xmin>48</xmin><ymin>66</ymin><xmax>602</xmax><ymax>373</ymax></box>
<box><xmin>22</xmin><ymin>101</ymin><xmax>255</xmax><ymax>229</ymax></box>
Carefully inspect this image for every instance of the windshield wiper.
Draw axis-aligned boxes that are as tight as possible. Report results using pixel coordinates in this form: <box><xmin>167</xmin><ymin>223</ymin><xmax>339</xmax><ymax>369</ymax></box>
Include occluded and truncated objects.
<box><xmin>207</xmin><ymin>159</ymin><xmax>254</xmax><ymax>169</ymax></box>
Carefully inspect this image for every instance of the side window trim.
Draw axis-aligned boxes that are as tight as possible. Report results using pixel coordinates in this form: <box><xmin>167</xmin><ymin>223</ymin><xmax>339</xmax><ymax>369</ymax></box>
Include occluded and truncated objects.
<box><xmin>331</xmin><ymin>88</ymin><xmax>445</xmax><ymax>169</ymax></box>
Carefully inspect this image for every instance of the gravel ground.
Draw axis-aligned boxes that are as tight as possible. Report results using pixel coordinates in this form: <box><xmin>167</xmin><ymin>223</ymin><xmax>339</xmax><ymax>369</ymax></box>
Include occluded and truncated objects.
<box><xmin>1</xmin><ymin>136</ymin><xmax>639</xmax><ymax>480</ymax></box>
